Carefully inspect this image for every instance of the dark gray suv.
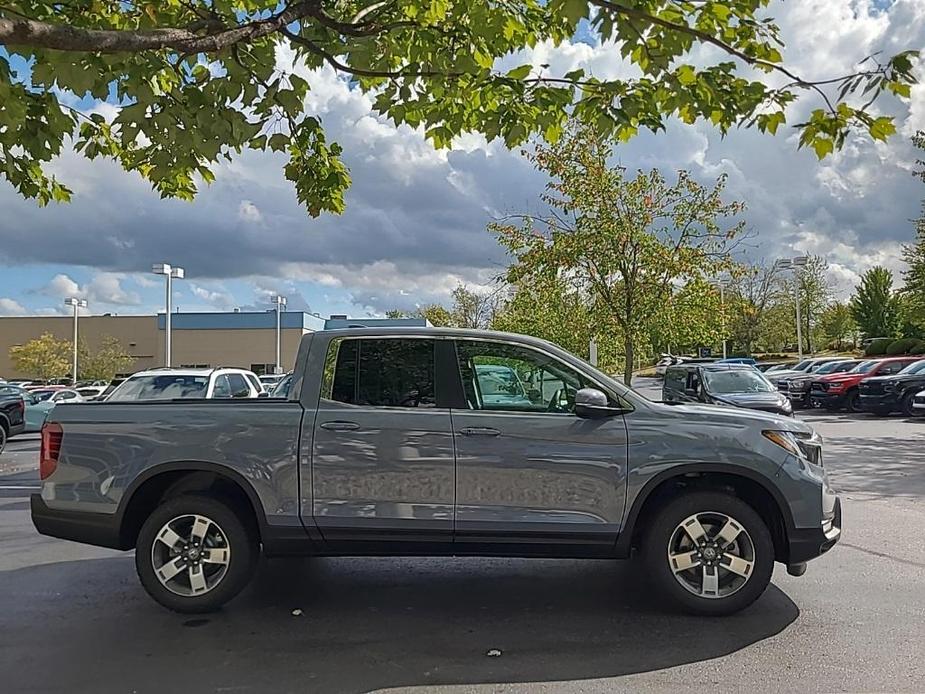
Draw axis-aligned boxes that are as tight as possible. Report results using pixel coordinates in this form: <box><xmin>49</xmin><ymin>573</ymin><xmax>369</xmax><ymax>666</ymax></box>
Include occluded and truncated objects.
<box><xmin>32</xmin><ymin>328</ymin><xmax>841</xmax><ymax>616</ymax></box>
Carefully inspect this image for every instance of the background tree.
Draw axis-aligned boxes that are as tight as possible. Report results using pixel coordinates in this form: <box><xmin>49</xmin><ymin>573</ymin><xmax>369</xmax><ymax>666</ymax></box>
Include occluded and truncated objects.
<box><xmin>492</xmin><ymin>125</ymin><xmax>745</xmax><ymax>385</ymax></box>
<box><xmin>727</xmin><ymin>264</ymin><xmax>780</xmax><ymax>354</ymax></box>
<box><xmin>0</xmin><ymin>2</ymin><xmax>916</xmax><ymax>213</ymax></box>
<box><xmin>9</xmin><ymin>332</ymin><xmax>71</xmax><ymax>381</ymax></box>
<box><xmin>851</xmin><ymin>267</ymin><xmax>903</xmax><ymax>339</ymax></box>
<box><xmin>648</xmin><ymin>278</ymin><xmax>723</xmax><ymax>357</ymax></box>
<box><xmin>793</xmin><ymin>255</ymin><xmax>833</xmax><ymax>353</ymax></box>
<box><xmin>388</xmin><ymin>284</ymin><xmax>497</xmax><ymax>328</ymax></box>
<box><xmin>819</xmin><ymin>302</ymin><xmax>857</xmax><ymax>350</ymax></box>
<box><xmin>901</xmin><ymin>131</ymin><xmax>925</xmax><ymax>334</ymax></box>
<box><xmin>79</xmin><ymin>336</ymin><xmax>136</xmax><ymax>382</ymax></box>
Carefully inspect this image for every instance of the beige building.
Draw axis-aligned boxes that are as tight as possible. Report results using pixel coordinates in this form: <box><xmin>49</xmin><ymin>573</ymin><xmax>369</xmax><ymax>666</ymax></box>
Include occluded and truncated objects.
<box><xmin>0</xmin><ymin>312</ymin><xmax>430</xmax><ymax>381</ymax></box>
<box><xmin>0</xmin><ymin>311</ymin><xmax>326</xmax><ymax>380</ymax></box>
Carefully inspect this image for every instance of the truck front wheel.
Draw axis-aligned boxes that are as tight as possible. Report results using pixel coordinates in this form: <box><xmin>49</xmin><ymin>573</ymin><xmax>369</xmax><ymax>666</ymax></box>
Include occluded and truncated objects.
<box><xmin>643</xmin><ymin>491</ymin><xmax>775</xmax><ymax>616</ymax></box>
<box><xmin>135</xmin><ymin>495</ymin><xmax>258</xmax><ymax>613</ymax></box>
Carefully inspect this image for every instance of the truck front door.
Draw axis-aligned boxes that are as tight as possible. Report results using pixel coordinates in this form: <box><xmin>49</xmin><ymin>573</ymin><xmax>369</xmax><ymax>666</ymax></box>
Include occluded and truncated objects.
<box><xmin>311</xmin><ymin>337</ymin><xmax>455</xmax><ymax>545</ymax></box>
<box><xmin>450</xmin><ymin>339</ymin><xmax>628</xmax><ymax>550</ymax></box>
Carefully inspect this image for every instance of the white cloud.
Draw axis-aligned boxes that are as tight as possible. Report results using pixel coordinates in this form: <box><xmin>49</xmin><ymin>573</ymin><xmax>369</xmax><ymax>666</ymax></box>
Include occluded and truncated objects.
<box><xmin>0</xmin><ymin>298</ymin><xmax>26</xmax><ymax>316</ymax></box>
<box><xmin>191</xmin><ymin>283</ymin><xmax>235</xmax><ymax>309</ymax></box>
<box><xmin>238</xmin><ymin>200</ymin><xmax>263</xmax><ymax>224</ymax></box>
<box><xmin>38</xmin><ymin>272</ymin><xmax>141</xmax><ymax>307</ymax></box>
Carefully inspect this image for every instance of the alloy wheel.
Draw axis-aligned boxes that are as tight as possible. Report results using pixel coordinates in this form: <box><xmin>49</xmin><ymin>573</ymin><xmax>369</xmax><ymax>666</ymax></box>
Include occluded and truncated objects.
<box><xmin>667</xmin><ymin>511</ymin><xmax>756</xmax><ymax>599</ymax></box>
<box><xmin>151</xmin><ymin>514</ymin><xmax>231</xmax><ymax>597</ymax></box>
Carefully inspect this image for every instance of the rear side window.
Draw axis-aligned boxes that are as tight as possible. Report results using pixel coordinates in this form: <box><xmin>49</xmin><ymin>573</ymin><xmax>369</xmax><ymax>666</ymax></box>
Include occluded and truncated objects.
<box><xmin>109</xmin><ymin>375</ymin><xmax>209</xmax><ymax>401</ymax></box>
<box><xmin>226</xmin><ymin>373</ymin><xmax>250</xmax><ymax>397</ymax></box>
<box><xmin>329</xmin><ymin>339</ymin><xmax>436</xmax><ymax>408</ymax></box>
<box><xmin>877</xmin><ymin>361</ymin><xmax>910</xmax><ymax>376</ymax></box>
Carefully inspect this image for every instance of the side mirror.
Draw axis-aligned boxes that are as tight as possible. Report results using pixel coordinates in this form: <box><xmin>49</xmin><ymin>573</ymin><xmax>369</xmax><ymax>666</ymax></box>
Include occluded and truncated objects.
<box><xmin>257</xmin><ymin>391</ymin><xmax>269</xmax><ymax>399</ymax></box>
<box><xmin>574</xmin><ymin>388</ymin><xmax>623</xmax><ymax>419</ymax></box>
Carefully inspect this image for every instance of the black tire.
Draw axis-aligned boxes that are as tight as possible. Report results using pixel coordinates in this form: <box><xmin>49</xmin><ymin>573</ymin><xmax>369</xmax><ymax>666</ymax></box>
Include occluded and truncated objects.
<box><xmin>642</xmin><ymin>491</ymin><xmax>774</xmax><ymax>617</ymax></box>
<box><xmin>901</xmin><ymin>391</ymin><xmax>921</xmax><ymax>418</ymax></box>
<box><xmin>847</xmin><ymin>389</ymin><xmax>863</xmax><ymax>413</ymax></box>
<box><xmin>0</xmin><ymin>423</ymin><xmax>7</xmax><ymax>455</ymax></box>
<box><xmin>135</xmin><ymin>495</ymin><xmax>258</xmax><ymax>613</ymax></box>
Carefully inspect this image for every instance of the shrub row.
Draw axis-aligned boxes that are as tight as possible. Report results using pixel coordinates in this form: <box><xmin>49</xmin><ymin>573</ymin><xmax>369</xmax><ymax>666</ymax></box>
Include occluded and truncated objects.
<box><xmin>866</xmin><ymin>337</ymin><xmax>925</xmax><ymax>356</ymax></box>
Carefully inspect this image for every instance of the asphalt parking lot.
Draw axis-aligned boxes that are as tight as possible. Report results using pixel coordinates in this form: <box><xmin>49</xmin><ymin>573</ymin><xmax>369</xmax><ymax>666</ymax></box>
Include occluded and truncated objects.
<box><xmin>1</xmin><ymin>391</ymin><xmax>924</xmax><ymax>693</ymax></box>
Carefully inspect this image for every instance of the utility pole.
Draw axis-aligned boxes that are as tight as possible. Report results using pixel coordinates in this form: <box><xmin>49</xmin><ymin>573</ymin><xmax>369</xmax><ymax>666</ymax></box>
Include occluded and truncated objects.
<box><xmin>152</xmin><ymin>263</ymin><xmax>185</xmax><ymax>367</ymax></box>
<box><xmin>63</xmin><ymin>297</ymin><xmax>88</xmax><ymax>384</ymax></box>
<box><xmin>272</xmin><ymin>295</ymin><xmax>287</xmax><ymax>374</ymax></box>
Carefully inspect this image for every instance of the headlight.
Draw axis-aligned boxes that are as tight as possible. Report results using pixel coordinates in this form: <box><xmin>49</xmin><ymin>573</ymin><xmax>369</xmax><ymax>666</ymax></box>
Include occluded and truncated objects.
<box><xmin>762</xmin><ymin>430</ymin><xmax>803</xmax><ymax>457</ymax></box>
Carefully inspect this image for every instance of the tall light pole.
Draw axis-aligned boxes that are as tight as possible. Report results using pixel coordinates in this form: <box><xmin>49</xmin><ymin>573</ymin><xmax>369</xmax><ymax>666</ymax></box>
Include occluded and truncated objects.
<box><xmin>711</xmin><ymin>278</ymin><xmax>731</xmax><ymax>359</ymax></box>
<box><xmin>63</xmin><ymin>297</ymin><xmax>87</xmax><ymax>384</ymax></box>
<box><xmin>775</xmin><ymin>256</ymin><xmax>809</xmax><ymax>360</ymax></box>
<box><xmin>152</xmin><ymin>263</ymin><xmax>185</xmax><ymax>367</ymax></box>
<box><xmin>272</xmin><ymin>295</ymin><xmax>287</xmax><ymax>374</ymax></box>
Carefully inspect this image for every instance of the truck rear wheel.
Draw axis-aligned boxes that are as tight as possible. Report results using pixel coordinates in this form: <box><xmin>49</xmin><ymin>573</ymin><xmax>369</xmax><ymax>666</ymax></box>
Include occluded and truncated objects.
<box><xmin>135</xmin><ymin>495</ymin><xmax>257</xmax><ymax>613</ymax></box>
<box><xmin>643</xmin><ymin>491</ymin><xmax>774</xmax><ymax>616</ymax></box>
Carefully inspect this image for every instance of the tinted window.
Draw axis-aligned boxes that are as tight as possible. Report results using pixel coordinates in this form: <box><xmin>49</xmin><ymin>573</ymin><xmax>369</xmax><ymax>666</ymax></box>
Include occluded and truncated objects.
<box><xmin>245</xmin><ymin>373</ymin><xmax>263</xmax><ymax>393</ymax></box>
<box><xmin>702</xmin><ymin>369</ymin><xmax>774</xmax><ymax>393</ymax></box>
<box><xmin>851</xmin><ymin>360</ymin><xmax>878</xmax><ymax>374</ymax></box>
<box><xmin>898</xmin><ymin>360</ymin><xmax>925</xmax><ymax>375</ymax></box>
<box><xmin>457</xmin><ymin>341</ymin><xmax>592</xmax><ymax>413</ymax></box>
<box><xmin>226</xmin><ymin>373</ymin><xmax>250</xmax><ymax>397</ymax></box>
<box><xmin>330</xmin><ymin>339</ymin><xmax>435</xmax><ymax>408</ymax></box>
<box><xmin>109</xmin><ymin>375</ymin><xmax>209</xmax><ymax>401</ymax></box>
<box><xmin>664</xmin><ymin>367</ymin><xmax>687</xmax><ymax>392</ymax></box>
<box><xmin>815</xmin><ymin>361</ymin><xmax>852</xmax><ymax>375</ymax></box>
<box><xmin>878</xmin><ymin>361</ymin><xmax>914</xmax><ymax>376</ymax></box>
<box><xmin>212</xmin><ymin>374</ymin><xmax>232</xmax><ymax>398</ymax></box>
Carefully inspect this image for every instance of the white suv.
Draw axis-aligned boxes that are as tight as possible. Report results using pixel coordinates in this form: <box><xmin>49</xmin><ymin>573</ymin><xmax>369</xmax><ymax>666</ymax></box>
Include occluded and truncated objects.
<box><xmin>106</xmin><ymin>368</ymin><xmax>263</xmax><ymax>401</ymax></box>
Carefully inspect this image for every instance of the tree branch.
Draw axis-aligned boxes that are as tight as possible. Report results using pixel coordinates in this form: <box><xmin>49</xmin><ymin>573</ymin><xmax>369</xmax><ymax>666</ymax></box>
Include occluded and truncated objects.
<box><xmin>0</xmin><ymin>1</ymin><xmax>318</xmax><ymax>53</ymax></box>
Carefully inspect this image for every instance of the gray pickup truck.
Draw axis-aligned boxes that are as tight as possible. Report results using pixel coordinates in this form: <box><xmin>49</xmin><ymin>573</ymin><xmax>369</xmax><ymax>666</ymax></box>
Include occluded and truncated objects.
<box><xmin>32</xmin><ymin>327</ymin><xmax>841</xmax><ymax>616</ymax></box>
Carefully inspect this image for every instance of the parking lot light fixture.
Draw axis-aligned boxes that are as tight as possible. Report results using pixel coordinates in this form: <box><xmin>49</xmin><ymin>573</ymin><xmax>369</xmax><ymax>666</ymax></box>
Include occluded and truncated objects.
<box><xmin>774</xmin><ymin>256</ymin><xmax>809</xmax><ymax>361</ymax></box>
<box><xmin>63</xmin><ymin>297</ymin><xmax>88</xmax><ymax>384</ymax></box>
<box><xmin>152</xmin><ymin>263</ymin><xmax>185</xmax><ymax>367</ymax></box>
<box><xmin>273</xmin><ymin>295</ymin><xmax>287</xmax><ymax>374</ymax></box>
<box><xmin>711</xmin><ymin>279</ymin><xmax>732</xmax><ymax>359</ymax></box>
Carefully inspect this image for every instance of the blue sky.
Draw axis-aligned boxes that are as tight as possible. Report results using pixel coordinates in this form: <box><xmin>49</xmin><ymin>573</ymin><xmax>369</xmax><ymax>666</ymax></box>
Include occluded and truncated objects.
<box><xmin>1</xmin><ymin>0</ymin><xmax>924</xmax><ymax>319</ymax></box>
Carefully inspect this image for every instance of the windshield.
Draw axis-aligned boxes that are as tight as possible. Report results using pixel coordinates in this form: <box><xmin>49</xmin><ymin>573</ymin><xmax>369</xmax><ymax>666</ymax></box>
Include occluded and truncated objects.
<box><xmin>108</xmin><ymin>375</ymin><xmax>209</xmax><ymax>401</ymax></box>
<box><xmin>792</xmin><ymin>359</ymin><xmax>815</xmax><ymax>371</ymax></box>
<box><xmin>850</xmin><ymin>360</ymin><xmax>879</xmax><ymax>374</ymax></box>
<box><xmin>898</xmin><ymin>360</ymin><xmax>925</xmax><ymax>375</ymax></box>
<box><xmin>815</xmin><ymin>361</ymin><xmax>854</xmax><ymax>375</ymax></box>
<box><xmin>474</xmin><ymin>364</ymin><xmax>527</xmax><ymax>397</ymax></box>
<box><xmin>30</xmin><ymin>390</ymin><xmax>56</xmax><ymax>402</ymax></box>
<box><xmin>270</xmin><ymin>373</ymin><xmax>293</xmax><ymax>398</ymax></box>
<box><xmin>702</xmin><ymin>369</ymin><xmax>775</xmax><ymax>394</ymax></box>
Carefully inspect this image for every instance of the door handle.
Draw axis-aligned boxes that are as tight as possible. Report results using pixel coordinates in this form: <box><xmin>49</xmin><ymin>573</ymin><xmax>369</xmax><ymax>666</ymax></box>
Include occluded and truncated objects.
<box><xmin>320</xmin><ymin>421</ymin><xmax>360</xmax><ymax>431</ymax></box>
<box><xmin>460</xmin><ymin>426</ymin><xmax>501</xmax><ymax>437</ymax></box>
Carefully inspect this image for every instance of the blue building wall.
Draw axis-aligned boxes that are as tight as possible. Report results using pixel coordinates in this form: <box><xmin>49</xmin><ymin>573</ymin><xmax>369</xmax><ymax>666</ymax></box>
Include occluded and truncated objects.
<box><xmin>154</xmin><ymin>312</ymin><xmax>428</xmax><ymax>331</ymax></box>
<box><xmin>156</xmin><ymin>312</ymin><xmax>326</xmax><ymax>331</ymax></box>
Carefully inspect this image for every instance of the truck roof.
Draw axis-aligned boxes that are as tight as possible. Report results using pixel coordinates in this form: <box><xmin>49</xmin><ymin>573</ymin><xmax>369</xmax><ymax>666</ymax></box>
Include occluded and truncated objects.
<box><xmin>318</xmin><ymin>326</ymin><xmax>562</xmax><ymax>349</ymax></box>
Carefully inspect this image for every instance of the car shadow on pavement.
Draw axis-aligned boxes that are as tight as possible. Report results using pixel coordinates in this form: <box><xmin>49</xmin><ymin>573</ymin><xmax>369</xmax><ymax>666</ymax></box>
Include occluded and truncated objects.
<box><xmin>0</xmin><ymin>554</ymin><xmax>799</xmax><ymax>693</ymax></box>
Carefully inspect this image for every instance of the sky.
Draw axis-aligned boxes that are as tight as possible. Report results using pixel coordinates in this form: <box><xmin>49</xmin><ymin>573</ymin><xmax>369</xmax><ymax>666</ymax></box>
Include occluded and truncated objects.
<box><xmin>0</xmin><ymin>0</ymin><xmax>924</xmax><ymax>319</ymax></box>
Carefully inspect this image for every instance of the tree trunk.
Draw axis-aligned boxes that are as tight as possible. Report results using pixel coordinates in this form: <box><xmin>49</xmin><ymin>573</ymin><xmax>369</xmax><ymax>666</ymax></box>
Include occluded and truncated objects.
<box><xmin>623</xmin><ymin>335</ymin><xmax>634</xmax><ymax>386</ymax></box>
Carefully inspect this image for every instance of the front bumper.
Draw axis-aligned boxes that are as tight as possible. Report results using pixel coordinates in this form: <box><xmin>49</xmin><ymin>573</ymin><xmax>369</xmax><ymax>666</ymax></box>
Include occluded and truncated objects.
<box><xmin>31</xmin><ymin>494</ymin><xmax>126</xmax><ymax>550</ymax></box>
<box><xmin>786</xmin><ymin>390</ymin><xmax>811</xmax><ymax>407</ymax></box>
<box><xmin>810</xmin><ymin>391</ymin><xmax>847</xmax><ymax>409</ymax></box>
<box><xmin>787</xmin><ymin>497</ymin><xmax>842</xmax><ymax>564</ymax></box>
<box><xmin>858</xmin><ymin>393</ymin><xmax>898</xmax><ymax>412</ymax></box>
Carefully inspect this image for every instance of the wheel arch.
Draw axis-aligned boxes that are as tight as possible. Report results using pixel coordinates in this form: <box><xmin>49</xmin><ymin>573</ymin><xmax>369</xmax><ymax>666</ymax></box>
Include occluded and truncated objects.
<box><xmin>615</xmin><ymin>464</ymin><xmax>795</xmax><ymax>563</ymax></box>
<box><xmin>116</xmin><ymin>461</ymin><xmax>267</xmax><ymax>550</ymax></box>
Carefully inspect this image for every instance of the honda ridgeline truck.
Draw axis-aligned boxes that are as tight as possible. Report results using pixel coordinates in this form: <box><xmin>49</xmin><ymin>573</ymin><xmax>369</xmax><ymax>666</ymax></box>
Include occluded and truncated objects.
<box><xmin>32</xmin><ymin>328</ymin><xmax>841</xmax><ymax>616</ymax></box>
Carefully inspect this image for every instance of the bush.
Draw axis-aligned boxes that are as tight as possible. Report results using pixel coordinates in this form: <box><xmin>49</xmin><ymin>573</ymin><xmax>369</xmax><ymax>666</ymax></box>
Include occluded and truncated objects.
<box><xmin>885</xmin><ymin>338</ymin><xmax>924</xmax><ymax>355</ymax></box>
<box><xmin>865</xmin><ymin>338</ymin><xmax>894</xmax><ymax>356</ymax></box>
<box><xmin>910</xmin><ymin>343</ymin><xmax>925</xmax><ymax>355</ymax></box>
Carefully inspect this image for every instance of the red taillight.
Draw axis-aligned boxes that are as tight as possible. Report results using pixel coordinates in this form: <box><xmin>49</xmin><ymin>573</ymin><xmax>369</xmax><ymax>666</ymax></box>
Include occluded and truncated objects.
<box><xmin>40</xmin><ymin>422</ymin><xmax>63</xmax><ymax>480</ymax></box>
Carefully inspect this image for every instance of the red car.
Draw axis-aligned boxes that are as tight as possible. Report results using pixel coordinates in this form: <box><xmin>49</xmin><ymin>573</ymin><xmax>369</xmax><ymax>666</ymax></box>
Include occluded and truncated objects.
<box><xmin>810</xmin><ymin>356</ymin><xmax>922</xmax><ymax>412</ymax></box>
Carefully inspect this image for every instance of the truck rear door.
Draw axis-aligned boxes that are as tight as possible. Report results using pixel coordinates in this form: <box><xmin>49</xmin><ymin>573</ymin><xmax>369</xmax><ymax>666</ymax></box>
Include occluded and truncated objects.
<box><xmin>310</xmin><ymin>336</ymin><xmax>455</xmax><ymax>545</ymax></box>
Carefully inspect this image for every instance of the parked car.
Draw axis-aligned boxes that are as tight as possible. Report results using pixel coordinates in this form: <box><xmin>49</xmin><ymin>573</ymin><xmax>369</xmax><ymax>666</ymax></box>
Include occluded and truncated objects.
<box><xmin>663</xmin><ymin>362</ymin><xmax>792</xmax><ymax>416</ymax></box>
<box><xmin>23</xmin><ymin>389</ymin><xmax>84</xmax><ymax>432</ymax></box>
<box><xmin>75</xmin><ymin>386</ymin><xmax>108</xmax><ymax>401</ymax></box>
<box><xmin>33</xmin><ymin>327</ymin><xmax>839</xmax><ymax>616</ymax></box>
<box><xmin>777</xmin><ymin>359</ymin><xmax>861</xmax><ymax>409</ymax></box>
<box><xmin>0</xmin><ymin>389</ymin><xmax>26</xmax><ymax>454</ymax></box>
<box><xmin>765</xmin><ymin>357</ymin><xmax>848</xmax><ymax>388</ymax></box>
<box><xmin>95</xmin><ymin>378</ymin><xmax>125</xmax><ymax>401</ymax></box>
<box><xmin>716</xmin><ymin>357</ymin><xmax>758</xmax><ymax>366</ymax></box>
<box><xmin>106</xmin><ymin>368</ymin><xmax>262</xmax><ymax>401</ymax></box>
<box><xmin>913</xmin><ymin>389</ymin><xmax>925</xmax><ymax>413</ymax></box>
<box><xmin>757</xmin><ymin>362</ymin><xmax>797</xmax><ymax>373</ymax></box>
<box><xmin>857</xmin><ymin>359</ymin><xmax>925</xmax><ymax>416</ymax></box>
<box><xmin>810</xmin><ymin>357</ymin><xmax>921</xmax><ymax>412</ymax></box>
<box><xmin>258</xmin><ymin>374</ymin><xmax>285</xmax><ymax>390</ymax></box>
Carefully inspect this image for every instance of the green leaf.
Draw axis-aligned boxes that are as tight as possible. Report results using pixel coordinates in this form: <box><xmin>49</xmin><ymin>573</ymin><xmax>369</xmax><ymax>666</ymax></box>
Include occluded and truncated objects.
<box><xmin>812</xmin><ymin>137</ymin><xmax>834</xmax><ymax>159</ymax></box>
<box><xmin>506</xmin><ymin>64</ymin><xmax>532</xmax><ymax>80</ymax></box>
<box><xmin>677</xmin><ymin>65</ymin><xmax>697</xmax><ymax>86</ymax></box>
<box><xmin>869</xmin><ymin>117</ymin><xmax>896</xmax><ymax>142</ymax></box>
